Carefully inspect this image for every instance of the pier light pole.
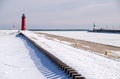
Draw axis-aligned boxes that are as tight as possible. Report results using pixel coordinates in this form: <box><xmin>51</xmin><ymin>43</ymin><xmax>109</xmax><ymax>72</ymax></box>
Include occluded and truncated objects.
<box><xmin>21</xmin><ymin>14</ymin><xmax>26</xmax><ymax>30</ymax></box>
<box><xmin>93</xmin><ymin>22</ymin><xmax>96</xmax><ymax>30</ymax></box>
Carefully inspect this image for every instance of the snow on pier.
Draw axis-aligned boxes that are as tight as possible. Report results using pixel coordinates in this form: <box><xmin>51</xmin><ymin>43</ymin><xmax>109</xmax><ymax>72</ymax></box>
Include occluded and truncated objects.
<box><xmin>0</xmin><ymin>30</ymin><xmax>69</xmax><ymax>79</ymax></box>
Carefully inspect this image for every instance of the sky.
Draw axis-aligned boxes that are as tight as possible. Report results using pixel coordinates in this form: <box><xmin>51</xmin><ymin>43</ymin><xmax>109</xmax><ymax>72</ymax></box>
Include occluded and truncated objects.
<box><xmin>0</xmin><ymin>0</ymin><xmax>120</xmax><ymax>29</ymax></box>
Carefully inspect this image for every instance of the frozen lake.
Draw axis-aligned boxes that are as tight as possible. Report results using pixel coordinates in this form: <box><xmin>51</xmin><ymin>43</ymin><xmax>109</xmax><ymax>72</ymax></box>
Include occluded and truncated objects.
<box><xmin>40</xmin><ymin>31</ymin><xmax>120</xmax><ymax>47</ymax></box>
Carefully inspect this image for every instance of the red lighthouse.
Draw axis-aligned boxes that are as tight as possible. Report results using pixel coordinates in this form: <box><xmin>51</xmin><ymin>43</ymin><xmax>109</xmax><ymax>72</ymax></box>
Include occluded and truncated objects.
<box><xmin>21</xmin><ymin>14</ymin><xmax>26</xmax><ymax>30</ymax></box>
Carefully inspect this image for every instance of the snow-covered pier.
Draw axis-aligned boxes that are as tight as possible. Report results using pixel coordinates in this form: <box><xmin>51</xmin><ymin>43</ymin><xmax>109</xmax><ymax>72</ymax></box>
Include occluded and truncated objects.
<box><xmin>20</xmin><ymin>31</ymin><xmax>85</xmax><ymax>79</ymax></box>
<box><xmin>21</xmin><ymin>30</ymin><xmax>120</xmax><ymax>79</ymax></box>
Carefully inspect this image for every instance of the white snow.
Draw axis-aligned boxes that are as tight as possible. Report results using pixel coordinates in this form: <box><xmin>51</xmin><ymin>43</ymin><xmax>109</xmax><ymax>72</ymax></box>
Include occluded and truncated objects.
<box><xmin>0</xmin><ymin>30</ymin><xmax>46</xmax><ymax>79</ymax></box>
<box><xmin>40</xmin><ymin>31</ymin><xmax>120</xmax><ymax>47</ymax></box>
<box><xmin>0</xmin><ymin>30</ymin><xmax>69</xmax><ymax>79</ymax></box>
<box><xmin>22</xmin><ymin>31</ymin><xmax>120</xmax><ymax>79</ymax></box>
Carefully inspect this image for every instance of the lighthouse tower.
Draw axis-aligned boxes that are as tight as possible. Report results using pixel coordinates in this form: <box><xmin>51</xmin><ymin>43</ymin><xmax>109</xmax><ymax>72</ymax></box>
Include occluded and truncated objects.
<box><xmin>21</xmin><ymin>14</ymin><xmax>26</xmax><ymax>30</ymax></box>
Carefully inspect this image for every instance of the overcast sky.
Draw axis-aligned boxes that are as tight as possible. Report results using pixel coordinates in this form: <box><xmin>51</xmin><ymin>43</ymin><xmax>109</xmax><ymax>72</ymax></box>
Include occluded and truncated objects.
<box><xmin>0</xmin><ymin>0</ymin><xmax>120</xmax><ymax>29</ymax></box>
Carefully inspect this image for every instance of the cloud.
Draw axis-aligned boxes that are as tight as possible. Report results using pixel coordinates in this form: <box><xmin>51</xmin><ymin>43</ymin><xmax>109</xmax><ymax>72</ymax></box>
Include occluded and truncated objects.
<box><xmin>50</xmin><ymin>1</ymin><xmax>120</xmax><ymax>24</ymax></box>
<box><xmin>0</xmin><ymin>0</ymin><xmax>120</xmax><ymax>29</ymax></box>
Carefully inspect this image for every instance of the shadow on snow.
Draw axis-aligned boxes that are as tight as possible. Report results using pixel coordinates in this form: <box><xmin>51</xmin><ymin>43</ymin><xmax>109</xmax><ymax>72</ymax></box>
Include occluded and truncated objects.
<box><xmin>16</xmin><ymin>34</ymin><xmax>71</xmax><ymax>79</ymax></box>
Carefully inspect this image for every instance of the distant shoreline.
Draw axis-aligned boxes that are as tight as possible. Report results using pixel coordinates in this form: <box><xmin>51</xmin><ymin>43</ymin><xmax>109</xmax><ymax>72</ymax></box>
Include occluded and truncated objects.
<box><xmin>28</xmin><ymin>29</ymin><xmax>120</xmax><ymax>34</ymax></box>
<box><xmin>28</xmin><ymin>29</ymin><xmax>90</xmax><ymax>31</ymax></box>
<box><xmin>89</xmin><ymin>29</ymin><xmax>120</xmax><ymax>33</ymax></box>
